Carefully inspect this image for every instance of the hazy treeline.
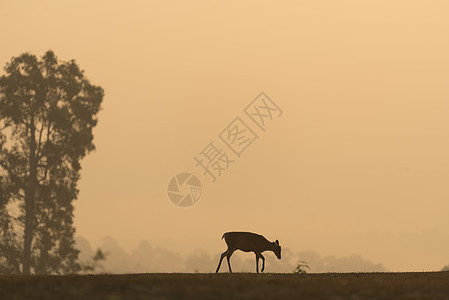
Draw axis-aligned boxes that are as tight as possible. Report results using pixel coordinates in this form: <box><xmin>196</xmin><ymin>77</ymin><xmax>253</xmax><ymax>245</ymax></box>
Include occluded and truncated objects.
<box><xmin>77</xmin><ymin>236</ymin><xmax>386</xmax><ymax>273</ymax></box>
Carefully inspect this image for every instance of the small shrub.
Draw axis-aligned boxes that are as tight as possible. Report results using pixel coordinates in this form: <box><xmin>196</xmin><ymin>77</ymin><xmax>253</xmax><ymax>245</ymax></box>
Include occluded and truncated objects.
<box><xmin>294</xmin><ymin>261</ymin><xmax>310</xmax><ymax>274</ymax></box>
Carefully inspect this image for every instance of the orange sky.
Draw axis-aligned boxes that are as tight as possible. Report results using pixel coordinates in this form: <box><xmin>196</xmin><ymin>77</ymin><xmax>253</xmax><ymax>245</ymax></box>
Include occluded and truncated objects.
<box><xmin>1</xmin><ymin>0</ymin><xmax>448</xmax><ymax>271</ymax></box>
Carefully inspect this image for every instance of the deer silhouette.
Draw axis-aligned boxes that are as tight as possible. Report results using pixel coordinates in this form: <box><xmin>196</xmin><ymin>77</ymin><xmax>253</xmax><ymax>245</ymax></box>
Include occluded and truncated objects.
<box><xmin>215</xmin><ymin>232</ymin><xmax>281</xmax><ymax>273</ymax></box>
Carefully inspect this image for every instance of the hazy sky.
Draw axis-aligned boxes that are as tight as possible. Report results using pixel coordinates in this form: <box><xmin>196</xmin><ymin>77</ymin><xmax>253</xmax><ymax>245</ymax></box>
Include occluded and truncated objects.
<box><xmin>1</xmin><ymin>0</ymin><xmax>448</xmax><ymax>271</ymax></box>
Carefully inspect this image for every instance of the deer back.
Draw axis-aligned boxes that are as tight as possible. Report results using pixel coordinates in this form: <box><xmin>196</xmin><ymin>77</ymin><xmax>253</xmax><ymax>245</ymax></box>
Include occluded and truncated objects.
<box><xmin>223</xmin><ymin>232</ymin><xmax>271</xmax><ymax>253</ymax></box>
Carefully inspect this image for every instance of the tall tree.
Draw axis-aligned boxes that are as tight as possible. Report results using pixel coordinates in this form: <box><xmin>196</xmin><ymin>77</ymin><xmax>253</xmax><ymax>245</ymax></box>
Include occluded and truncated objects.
<box><xmin>0</xmin><ymin>51</ymin><xmax>103</xmax><ymax>274</ymax></box>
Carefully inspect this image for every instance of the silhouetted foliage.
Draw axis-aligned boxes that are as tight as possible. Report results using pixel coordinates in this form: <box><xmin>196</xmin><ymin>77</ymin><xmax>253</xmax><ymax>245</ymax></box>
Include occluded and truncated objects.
<box><xmin>293</xmin><ymin>260</ymin><xmax>310</xmax><ymax>274</ymax></box>
<box><xmin>0</xmin><ymin>50</ymin><xmax>103</xmax><ymax>274</ymax></box>
<box><xmin>81</xmin><ymin>249</ymin><xmax>108</xmax><ymax>273</ymax></box>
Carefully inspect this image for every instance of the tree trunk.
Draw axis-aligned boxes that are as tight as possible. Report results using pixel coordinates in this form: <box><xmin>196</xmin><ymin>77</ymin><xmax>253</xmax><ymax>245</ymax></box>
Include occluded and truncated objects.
<box><xmin>23</xmin><ymin>123</ymin><xmax>37</xmax><ymax>274</ymax></box>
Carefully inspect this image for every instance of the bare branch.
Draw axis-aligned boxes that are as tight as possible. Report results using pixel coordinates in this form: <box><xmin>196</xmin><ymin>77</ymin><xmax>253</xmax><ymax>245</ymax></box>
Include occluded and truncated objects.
<box><xmin>35</xmin><ymin>119</ymin><xmax>45</xmax><ymax>160</ymax></box>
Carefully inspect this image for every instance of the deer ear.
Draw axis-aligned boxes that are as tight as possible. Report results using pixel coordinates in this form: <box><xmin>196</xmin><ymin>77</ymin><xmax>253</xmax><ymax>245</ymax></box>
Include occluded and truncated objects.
<box><xmin>275</xmin><ymin>240</ymin><xmax>279</xmax><ymax>246</ymax></box>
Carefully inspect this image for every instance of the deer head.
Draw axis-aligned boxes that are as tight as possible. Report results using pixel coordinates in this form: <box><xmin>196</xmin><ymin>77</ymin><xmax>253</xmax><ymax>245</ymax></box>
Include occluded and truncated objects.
<box><xmin>273</xmin><ymin>239</ymin><xmax>281</xmax><ymax>259</ymax></box>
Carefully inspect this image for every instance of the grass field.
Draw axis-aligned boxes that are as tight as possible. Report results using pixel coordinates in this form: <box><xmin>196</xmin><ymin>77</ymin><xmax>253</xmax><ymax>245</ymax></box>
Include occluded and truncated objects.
<box><xmin>1</xmin><ymin>272</ymin><xmax>449</xmax><ymax>300</ymax></box>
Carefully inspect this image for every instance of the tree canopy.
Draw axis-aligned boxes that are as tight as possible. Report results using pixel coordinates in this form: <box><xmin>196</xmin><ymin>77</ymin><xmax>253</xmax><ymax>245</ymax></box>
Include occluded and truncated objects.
<box><xmin>0</xmin><ymin>50</ymin><xmax>103</xmax><ymax>274</ymax></box>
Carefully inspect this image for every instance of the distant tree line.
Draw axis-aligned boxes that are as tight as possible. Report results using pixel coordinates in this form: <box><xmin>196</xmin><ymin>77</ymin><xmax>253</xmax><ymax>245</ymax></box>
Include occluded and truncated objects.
<box><xmin>75</xmin><ymin>236</ymin><xmax>388</xmax><ymax>273</ymax></box>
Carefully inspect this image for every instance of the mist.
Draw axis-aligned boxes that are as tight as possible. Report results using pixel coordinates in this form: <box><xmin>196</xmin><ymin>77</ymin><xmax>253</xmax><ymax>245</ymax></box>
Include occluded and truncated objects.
<box><xmin>1</xmin><ymin>0</ymin><xmax>448</xmax><ymax>274</ymax></box>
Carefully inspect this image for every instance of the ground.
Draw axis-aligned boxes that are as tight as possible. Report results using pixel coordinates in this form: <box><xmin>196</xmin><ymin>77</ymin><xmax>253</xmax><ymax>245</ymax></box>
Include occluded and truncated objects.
<box><xmin>1</xmin><ymin>272</ymin><xmax>449</xmax><ymax>299</ymax></box>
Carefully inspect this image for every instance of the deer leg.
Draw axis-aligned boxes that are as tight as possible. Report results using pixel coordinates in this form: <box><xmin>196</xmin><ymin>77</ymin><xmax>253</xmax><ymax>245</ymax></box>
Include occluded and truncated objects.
<box><xmin>215</xmin><ymin>250</ymin><xmax>227</xmax><ymax>273</ymax></box>
<box><xmin>226</xmin><ymin>249</ymin><xmax>235</xmax><ymax>273</ymax></box>
<box><xmin>255</xmin><ymin>254</ymin><xmax>260</xmax><ymax>273</ymax></box>
<box><xmin>260</xmin><ymin>254</ymin><xmax>265</xmax><ymax>272</ymax></box>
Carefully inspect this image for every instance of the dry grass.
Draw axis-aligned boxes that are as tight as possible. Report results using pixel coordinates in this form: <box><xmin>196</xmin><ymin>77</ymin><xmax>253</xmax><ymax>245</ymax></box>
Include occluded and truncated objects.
<box><xmin>1</xmin><ymin>272</ymin><xmax>449</xmax><ymax>300</ymax></box>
